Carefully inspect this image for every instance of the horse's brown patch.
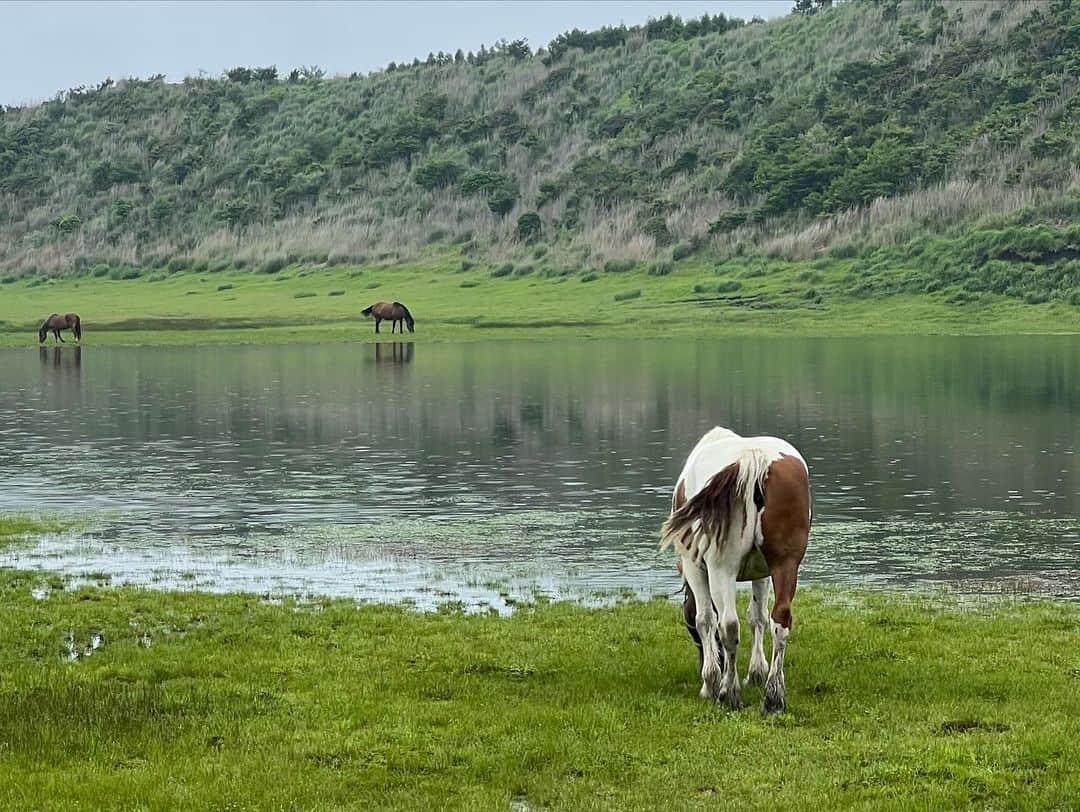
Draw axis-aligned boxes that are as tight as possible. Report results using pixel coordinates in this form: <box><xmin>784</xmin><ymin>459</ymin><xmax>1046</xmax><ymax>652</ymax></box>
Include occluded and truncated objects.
<box><xmin>673</xmin><ymin>479</ymin><xmax>686</xmax><ymax>511</ymax></box>
<box><xmin>760</xmin><ymin>454</ymin><xmax>811</xmax><ymax>628</ymax></box>
<box><xmin>760</xmin><ymin>455</ymin><xmax>811</xmax><ymax>561</ymax></box>
<box><xmin>673</xmin><ymin>482</ymin><xmax>687</xmax><ymax>577</ymax></box>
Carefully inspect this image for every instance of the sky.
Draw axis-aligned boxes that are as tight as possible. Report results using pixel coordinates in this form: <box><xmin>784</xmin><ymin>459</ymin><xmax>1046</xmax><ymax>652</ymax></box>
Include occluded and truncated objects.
<box><xmin>1</xmin><ymin>0</ymin><xmax>790</xmax><ymax>106</ymax></box>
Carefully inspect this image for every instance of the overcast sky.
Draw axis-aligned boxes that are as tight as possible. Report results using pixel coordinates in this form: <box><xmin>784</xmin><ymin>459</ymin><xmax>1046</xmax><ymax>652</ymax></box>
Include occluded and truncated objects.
<box><xmin>1</xmin><ymin>1</ymin><xmax>790</xmax><ymax>106</ymax></box>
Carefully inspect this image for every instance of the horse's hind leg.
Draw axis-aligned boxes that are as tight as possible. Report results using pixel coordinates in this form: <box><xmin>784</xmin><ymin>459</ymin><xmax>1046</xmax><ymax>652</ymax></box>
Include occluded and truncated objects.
<box><xmin>746</xmin><ymin>577</ymin><xmax>770</xmax><ymax>686</ymax></box>
<box><xmin>682</xmin><ymin>582</ymin><xmax>723</xmax><ymax>676</ymax></box>
<box><xmin>763</xmin><ymin>557</ymin><xmax>800</xmax><ymax>714</ymax></box>
<box><xmin>682</xmin><ymin>556</ymin><xmax>722</xmax><ymax>701</ymax></box>
<box><xmin>705</xmin><ymin>560</ymin><xmax>742</xmax><ymax>709</ymax></box>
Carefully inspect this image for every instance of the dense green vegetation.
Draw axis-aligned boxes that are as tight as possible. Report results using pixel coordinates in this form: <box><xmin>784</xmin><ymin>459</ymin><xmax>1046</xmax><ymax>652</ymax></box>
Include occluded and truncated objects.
<box><xmin>2</xmin><ymin>0</ymin><xmax>1077</xmax><ymax>312</ymax></box>
<box><xmin>1</xmin><ymin>552</ymin><xmax>1078</xmax><ymax>808</ymax></box>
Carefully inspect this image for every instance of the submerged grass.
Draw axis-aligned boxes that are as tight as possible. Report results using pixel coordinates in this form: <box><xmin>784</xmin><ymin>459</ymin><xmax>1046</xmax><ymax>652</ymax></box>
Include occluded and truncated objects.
<box><xmin>0</xmin><ymin>252</ymin><xmax>1076</xmax><ymax>348</ymax></box>
<box><xmin>0</xmin><ymin>560</ymin><xmax>1078</xmax><ymax>808</ymax></box>
<box><xmin>0</xmin><ymin>516</ymin><xmax>69</xmax><ymax>549</ymax></box>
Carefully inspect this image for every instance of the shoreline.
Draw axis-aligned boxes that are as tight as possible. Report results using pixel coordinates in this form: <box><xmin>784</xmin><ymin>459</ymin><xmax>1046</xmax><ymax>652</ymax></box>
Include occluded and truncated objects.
<box><xmin>2</xmin><ymin>262</ymin><xmax>1077</xmax><ymax>348</ymax></box>
<box><xmin>6</xmin><ymin>316</ymin><xmax>1079</xmax><ymax>348</ymax></box>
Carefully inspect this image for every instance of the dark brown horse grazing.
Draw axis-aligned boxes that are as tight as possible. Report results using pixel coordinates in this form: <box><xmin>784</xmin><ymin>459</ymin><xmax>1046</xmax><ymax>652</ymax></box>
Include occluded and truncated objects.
<box><xmin>38</xmin><ymin>313</ymin><xmax>82</xmax><ymax>344</ymax></box>
<box><xmin>660</xmin><ymin>427</ymin><xmax>811</xmax><ymax>714</ymax></box>
<box><xmin>361</xmin><ymin>301</ymin><xmax>415</xmax><ymax>334</ymax></box>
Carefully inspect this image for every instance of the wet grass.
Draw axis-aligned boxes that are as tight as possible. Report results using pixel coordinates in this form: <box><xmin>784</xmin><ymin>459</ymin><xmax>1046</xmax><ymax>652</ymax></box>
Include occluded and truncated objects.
<box><xmin>1</xmin><ymin>559</ymin><xmax>1078</xmax><ymax>808</ymax></box>
<box><xmin>0</xmin><ymin>516</ymin><xmax>69</xmax><ymax>549</ymax></box>
<box><xmin>0</xmin><ymin>253</ymin><xmax>1076</xmax><ymax>348</ymax></box>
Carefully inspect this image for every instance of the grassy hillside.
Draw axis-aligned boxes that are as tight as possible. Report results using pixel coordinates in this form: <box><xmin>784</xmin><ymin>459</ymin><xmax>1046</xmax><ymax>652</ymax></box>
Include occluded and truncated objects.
<box><xmin>1</xmin><ymin>0</ymin><xmax>1077</xmax><ymax>309</ymax></box>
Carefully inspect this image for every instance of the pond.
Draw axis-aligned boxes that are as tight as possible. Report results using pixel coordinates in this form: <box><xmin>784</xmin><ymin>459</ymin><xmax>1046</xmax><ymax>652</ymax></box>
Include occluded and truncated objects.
<box><xmin>2</xmin><ymin>337</ymin><xmax>1078</xmax><ymax>610</ymax></box>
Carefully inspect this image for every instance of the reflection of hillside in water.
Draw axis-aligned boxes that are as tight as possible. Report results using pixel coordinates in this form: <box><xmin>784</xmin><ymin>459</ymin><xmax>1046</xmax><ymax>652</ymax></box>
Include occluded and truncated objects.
<box><xmin>2</xmin><ymin>337</ymin><xmax>1077</xmax><ymax>528</ymax></box>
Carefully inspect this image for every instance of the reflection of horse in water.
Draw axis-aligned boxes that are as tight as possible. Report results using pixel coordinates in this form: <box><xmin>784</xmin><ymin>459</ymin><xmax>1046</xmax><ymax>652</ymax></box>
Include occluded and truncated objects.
<box><xmin>38</xmin><ymin>313</ymin><xmax>82</xmax><ymax>343</ymax></box>
<box><xmin>661</xmin><ymin>426</ymin><xmax>811</xmax><ymax>715</ymax></box>
<box><xmin>374</xmin><ymin>342</ymin><xmax>414</xmax><ymax>365</ymax></box>
<box><xmin>39</xmin><ymin>345</ymin><xmax>82</xmax><ymax>372</ymax></box>
<box><xmin>361</xmin><ymin>301</ymin><xmax>415</xmax><ymax>334</ymax></box>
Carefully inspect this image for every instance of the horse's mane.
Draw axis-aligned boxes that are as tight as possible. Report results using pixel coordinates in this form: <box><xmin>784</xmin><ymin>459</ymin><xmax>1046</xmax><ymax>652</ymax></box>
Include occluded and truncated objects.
<box><xmin>393</xmin><ymin>301</ymin><xmax>414</xmax><ymax>327</ymax></box>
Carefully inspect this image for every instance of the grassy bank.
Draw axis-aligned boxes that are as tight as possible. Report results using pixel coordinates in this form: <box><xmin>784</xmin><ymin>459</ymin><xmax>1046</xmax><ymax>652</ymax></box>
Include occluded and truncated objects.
<box><xmin>1</xmin><ymin>552</ymin><xmax>1079</xmax><ymax>808</ymax></box>
<box><xmin>1</xmin><ymin>254</ymin><xmax>1077</xmax><ymax>347</ymax></box>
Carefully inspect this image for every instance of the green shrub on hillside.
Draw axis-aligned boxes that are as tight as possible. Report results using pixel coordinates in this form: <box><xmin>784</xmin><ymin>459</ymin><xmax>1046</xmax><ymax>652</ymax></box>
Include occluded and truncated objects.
<box><xmin>0</xmin><ymin>1</ymin><xmax>1077</xmax><ymax>279</ymax></box>
<box><xmin>516</xmin><ymin>212</ymin><xmax>542</xmax><ymax>243</ymax></box>
<box><xmin>648</xmin><ymin>261</ymin><xmax>674</xmax><ymax>276</ymax></box>
<box><xmin>108</xmin><ymin>267</ymin><xmax>141</xmax><ymax>280</ymax></box>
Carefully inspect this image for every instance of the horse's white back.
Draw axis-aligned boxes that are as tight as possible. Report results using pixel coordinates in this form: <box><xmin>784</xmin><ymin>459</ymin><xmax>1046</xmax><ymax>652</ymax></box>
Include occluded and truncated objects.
<box><xmin>678</xmin><ymin>427</ymin><xmax>806</xmax><ymax>500</ymax></box>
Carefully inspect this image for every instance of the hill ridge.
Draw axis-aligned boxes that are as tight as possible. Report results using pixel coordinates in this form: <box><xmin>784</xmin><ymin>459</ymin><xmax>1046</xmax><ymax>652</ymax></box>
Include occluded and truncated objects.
<box><xmin>0</xmin><ymin>0</ymin><xmax>1077</xmax><ymax>292</ymax></box>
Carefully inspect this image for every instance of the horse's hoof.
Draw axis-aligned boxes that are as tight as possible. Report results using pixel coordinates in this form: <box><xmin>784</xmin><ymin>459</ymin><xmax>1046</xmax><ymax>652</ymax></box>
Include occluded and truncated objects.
<box><xmin>700</xmin><ymin>668</ymin><xmax>723</xmax><ymax>701</ymax></box>
<box><xmin>761</xmin><ymin>696</ymin><xmax>786</xmax><ymax>715</ymax></box>
<box><xmin>762</xmin><ymin>681</ymin><xmax>786</xmax><ymax>715</ymax></box>
<box><xmin>721</xmin><ymin>689</ymin><xmax>743</xmax><ymax>711</ymax></box>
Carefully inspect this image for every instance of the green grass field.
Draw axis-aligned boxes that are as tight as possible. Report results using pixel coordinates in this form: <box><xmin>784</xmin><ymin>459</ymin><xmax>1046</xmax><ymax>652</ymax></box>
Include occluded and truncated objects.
<box><xmin>2</xmin><ymin>518</ymin><xmax>1079</xmax><ymax>809</ymax></box>
<box><xmin>2</xmin><ymin>254</ymin><xmax>1077</xmax><ymax>348</ymax></box>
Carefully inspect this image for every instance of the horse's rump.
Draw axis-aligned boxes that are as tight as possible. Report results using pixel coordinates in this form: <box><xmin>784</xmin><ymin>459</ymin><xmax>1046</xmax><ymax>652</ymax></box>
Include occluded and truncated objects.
<box><xmin>660</xmin><ymin>448</ymin><xmax>772</xmax><ymax>563</ymax></box>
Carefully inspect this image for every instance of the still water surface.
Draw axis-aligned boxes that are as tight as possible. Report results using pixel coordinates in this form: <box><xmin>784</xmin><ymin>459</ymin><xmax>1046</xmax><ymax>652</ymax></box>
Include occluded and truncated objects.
<box><xmin>2</xmin><ymin>338</ymin><xmax>1077</xmax><ymax>609</ymax></box>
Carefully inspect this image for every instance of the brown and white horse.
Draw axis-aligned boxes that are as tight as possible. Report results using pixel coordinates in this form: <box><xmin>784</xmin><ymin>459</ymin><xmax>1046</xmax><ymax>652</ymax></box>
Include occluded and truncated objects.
<box><xmin>660</xmin><ymin>427</ymin><xmax>811</xmax><ymax>713</ymax></box>
<box><xmin>38</xmin><ymin>313</ymin><xmax>82</xmax><ymax>344</ymax></box>
<box><xmin>361</xmin><ymin>301</ymin><xmax>415</xmax><ymax>334</ymax></box>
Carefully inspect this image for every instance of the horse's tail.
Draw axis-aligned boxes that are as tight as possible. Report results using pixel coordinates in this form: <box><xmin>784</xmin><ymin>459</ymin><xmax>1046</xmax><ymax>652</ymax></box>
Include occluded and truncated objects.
<box><xmin>394</xmin><ymin>301</ymin><xmax>415</xmax><ymax>332</ymax></box>
<box><xmin>72</xmin><ymin>314</ymin><xmax>81</xmax><ymax>341</ymax></box>
<box><xmin>361</xmin><ymin>305</ymin><xmax>374</xmax><ymax>317</ymax></box>
<box><xmin>659</xmin><ymin>449</ymin><xmax>771</xmax><ymax>562</ymax></box>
